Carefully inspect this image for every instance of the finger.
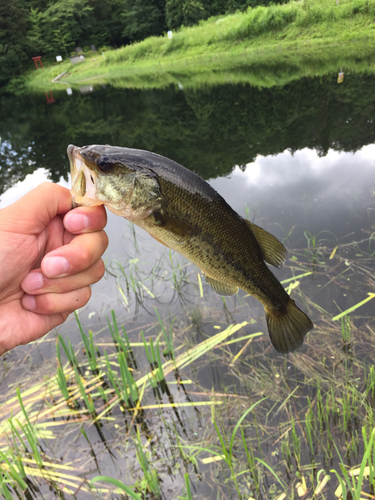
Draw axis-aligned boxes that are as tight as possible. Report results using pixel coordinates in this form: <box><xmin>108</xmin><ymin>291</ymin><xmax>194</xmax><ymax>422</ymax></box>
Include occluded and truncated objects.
<box><xmin>44</xmin><ymin>215</ymin><xmax>65</xmax><ymax>255</ymax></box>
<box><xmin>63</xmin><ymin>205</ymin><xmax>107</xmax><ymax>236</ymax></box>
<box><xmin>41</xmin><ymin>230</ymin><xmax>109</xmax><ymax>278</ymax></box>
<box><xmin>21</xmin><ymin>286</ymin><xmax>92</xmax><ymax>314</ymax></box>
<box><xmin>21</xmin><ymin>260</ymin><xmax>105</xmax><ymax>295</ymax></box>
<box><xmin>0</xmin><ymin>307</ymin><xmax>70</xmax><ymax>355</ymax></box>
<box><xmin>20</xmin><ymin>313</ymin><xmax>70</xmax><ymax>344</ymax></box>
<box><xmin>0</xmin><ymin>183</ymin><xmax>72</xmax><ymax>234</ymax></box>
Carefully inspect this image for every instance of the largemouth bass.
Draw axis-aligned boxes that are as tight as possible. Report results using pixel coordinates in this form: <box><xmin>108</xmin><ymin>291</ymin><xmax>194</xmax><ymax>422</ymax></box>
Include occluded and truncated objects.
<box><xmin>68</xmin><ymin>144</ymin><xmax>313</xmax><ymax>353</ymax></box>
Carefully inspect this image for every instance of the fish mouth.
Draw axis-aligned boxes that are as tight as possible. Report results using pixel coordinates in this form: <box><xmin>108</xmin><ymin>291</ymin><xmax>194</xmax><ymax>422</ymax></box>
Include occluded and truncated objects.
<box><xmin>68</xmin><ymin>144</ymin><xmax>103</xmax><ymax>207</ymax></box>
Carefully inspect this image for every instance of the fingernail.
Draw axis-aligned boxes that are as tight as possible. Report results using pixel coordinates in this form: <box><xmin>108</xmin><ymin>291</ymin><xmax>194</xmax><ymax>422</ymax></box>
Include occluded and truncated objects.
<box><xmin>22</xmin><ymin>295</ymin><xmax>36</xmax><ymax>311</ymax></box>
<box><xmin>22</xmin><ymin>272</ymin><xmax>44</xmax><ymax>292</ymax></box>
<box><xmin>65</xmin><ymin>213</ymin><xmax>89</xmax><ymax>232</ymax></box>
<box><xmin>43</xmin><ymin>256</ymin><xmax>70</xmax><ymax>278</ymax></box>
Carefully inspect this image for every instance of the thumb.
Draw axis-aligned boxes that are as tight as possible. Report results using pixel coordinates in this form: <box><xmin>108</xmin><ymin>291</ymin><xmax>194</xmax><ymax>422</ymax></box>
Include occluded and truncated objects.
<box><xmin>0</xmin><ymin>183</ymin><xmax>72</xmax><ymax>234</ymax></box>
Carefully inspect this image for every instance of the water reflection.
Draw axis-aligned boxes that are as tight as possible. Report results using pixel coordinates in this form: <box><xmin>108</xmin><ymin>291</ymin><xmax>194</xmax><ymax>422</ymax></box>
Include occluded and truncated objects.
<box><xmin>212</xmin><ymin>145</ymin><xmax>375</xmax><ymax>244</ymax></box>
<box><xmin>1</xmin><ymin>70</ymin><xmax>375</xmax><ymax>197</ymax></box>
<box><xmin>1</xmin><ymin>68</ymin><xmax>375</xmax><ymax>500</ymax></box>
<box><xmin>1</xmin><ymin>142</ymin><xmax>374</xmax><ymax>343</ymax></box>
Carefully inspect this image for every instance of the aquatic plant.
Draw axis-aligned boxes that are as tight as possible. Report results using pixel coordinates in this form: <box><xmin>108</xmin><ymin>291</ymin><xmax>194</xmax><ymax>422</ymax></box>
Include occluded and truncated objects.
<box><xmin>1</xmin><ymin>227</ymin><xmax>375</xmax><ymax>498</ymax></box>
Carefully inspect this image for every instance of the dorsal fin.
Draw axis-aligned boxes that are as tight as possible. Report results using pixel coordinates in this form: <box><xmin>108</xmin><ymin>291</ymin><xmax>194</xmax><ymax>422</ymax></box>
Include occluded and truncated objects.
<box><xmin>244</xmin><ymin>220</ymin><xmax>287</xmax><ymax>268</ymax></box>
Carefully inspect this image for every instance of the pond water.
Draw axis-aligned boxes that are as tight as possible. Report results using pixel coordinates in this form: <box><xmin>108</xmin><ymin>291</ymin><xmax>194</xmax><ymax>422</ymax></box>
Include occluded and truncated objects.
<box><xmin>1</xmin><ymin>66</ymin><xmax>375</xmax><ymax>499</ymax></box>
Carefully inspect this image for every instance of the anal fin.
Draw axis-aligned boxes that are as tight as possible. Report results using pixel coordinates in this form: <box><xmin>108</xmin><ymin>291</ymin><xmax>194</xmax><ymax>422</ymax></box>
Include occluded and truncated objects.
<box><xmin>205</xmin><ymin>275</ymin><xmax>239</xmax><ymax>296</ymax></box>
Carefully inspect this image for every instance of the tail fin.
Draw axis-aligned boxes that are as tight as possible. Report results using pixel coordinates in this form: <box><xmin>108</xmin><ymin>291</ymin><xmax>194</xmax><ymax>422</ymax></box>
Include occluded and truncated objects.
<box><xmin>265</xmin><ymin>300</ymin><xmax>313</xmax><ymax>354</ymax></box>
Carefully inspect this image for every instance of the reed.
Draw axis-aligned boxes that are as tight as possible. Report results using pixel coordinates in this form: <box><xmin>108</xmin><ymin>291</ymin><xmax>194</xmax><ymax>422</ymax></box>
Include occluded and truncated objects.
<box><xmin>2</xmin><ymin>228</ymin><xmax>375</xmax><ymax>498</ymax></box>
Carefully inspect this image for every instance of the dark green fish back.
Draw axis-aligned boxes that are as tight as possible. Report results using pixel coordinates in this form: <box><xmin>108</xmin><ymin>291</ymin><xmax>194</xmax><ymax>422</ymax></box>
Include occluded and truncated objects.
<box><xmin>71</xmin><ymin>145</ymin><xmax>314</xmax><ymax>353</ymax></box>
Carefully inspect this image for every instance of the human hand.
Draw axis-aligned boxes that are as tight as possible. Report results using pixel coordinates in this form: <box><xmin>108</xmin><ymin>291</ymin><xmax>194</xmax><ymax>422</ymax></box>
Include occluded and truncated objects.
<box><xmin>0</xmin><ymin>182</ymin><xmax>108</xmax><ymax>355</ymax></box>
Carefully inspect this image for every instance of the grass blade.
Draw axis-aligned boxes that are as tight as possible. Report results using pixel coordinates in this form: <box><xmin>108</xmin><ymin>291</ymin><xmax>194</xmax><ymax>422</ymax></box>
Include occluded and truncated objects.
<box><xmin>332</xmin><ymin>293</ymin><xmax>375</xmax><ymax>321</ymax></box>
<box><xmin>90</xmin><ymin>476</ymin><xmax>142</xmax><ymax>499</ymax></box>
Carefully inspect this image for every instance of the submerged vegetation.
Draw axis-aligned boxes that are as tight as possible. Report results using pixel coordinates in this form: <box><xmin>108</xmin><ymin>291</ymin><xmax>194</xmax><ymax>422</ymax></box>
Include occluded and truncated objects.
<box><xmin>1</xmin><ymin>218</ymin><xmax>375</xmax><ymax>498</ymax></box>
<box><xmin>2</xmin><ymin>2</ymin><xmax>375</xmax><ymax>495</ymax></box>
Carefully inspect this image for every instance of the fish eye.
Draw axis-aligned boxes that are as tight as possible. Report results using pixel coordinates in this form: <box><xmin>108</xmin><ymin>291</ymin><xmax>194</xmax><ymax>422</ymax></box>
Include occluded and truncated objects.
<box><xmin>97</xmin><ymin>157</ymin><xmax>113</xmax><ymax>173</ymax></box>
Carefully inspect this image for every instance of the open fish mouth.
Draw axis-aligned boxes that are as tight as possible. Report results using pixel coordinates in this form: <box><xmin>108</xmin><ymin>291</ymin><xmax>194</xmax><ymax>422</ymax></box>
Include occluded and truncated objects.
<box><xmin>66</xmin><ymin>143</ymin><xmax>313</xmax><ymax>353</ymax></box>
<box><xmin>68</xmin><ymin>144</ymin><xmax>103</xmax><ymax>207</ymax></box>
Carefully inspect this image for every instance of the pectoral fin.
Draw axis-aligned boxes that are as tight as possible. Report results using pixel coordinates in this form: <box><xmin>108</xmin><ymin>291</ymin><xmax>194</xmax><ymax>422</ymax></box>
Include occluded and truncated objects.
<box><xmin>150</xmin><ymin>234</ymin><xmax>171</xmax><ymax>248</ymax></box>
<box><xmin>205</xmin><ymin>275</ymin><xmax>239</xmax><ymax>296</ymax></box>
<box><xmin>149</xmin><ymin>212</ymin><xmax>200</xmax><ymax>246</ymax></box>
<box><xmin>244</xmin><ymin>220</ymin><xmax>287</xmax><ymax>268</ymax></box>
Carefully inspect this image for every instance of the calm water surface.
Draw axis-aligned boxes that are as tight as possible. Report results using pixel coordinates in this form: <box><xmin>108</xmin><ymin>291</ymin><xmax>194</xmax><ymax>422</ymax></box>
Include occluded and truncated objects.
<box><xmin>1</xmin><ymin>68</ymin><xmax>375</xmax><ymax>499</ymax></box>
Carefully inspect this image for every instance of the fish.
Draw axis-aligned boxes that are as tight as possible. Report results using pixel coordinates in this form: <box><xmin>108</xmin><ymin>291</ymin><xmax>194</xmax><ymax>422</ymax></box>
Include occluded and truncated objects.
<box><xmin>68</xmin><ymin>144</ymin><xmax>313</xmax><ymax>353</ymax></box>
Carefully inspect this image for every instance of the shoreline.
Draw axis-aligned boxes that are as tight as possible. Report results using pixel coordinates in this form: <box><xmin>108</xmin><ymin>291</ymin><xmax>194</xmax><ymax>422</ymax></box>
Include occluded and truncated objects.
<box><xmin>25</xmin><ymin>37</ymin><xmax>375</xmax><ymax>92</ymax></box>
<box><xmin>24</xmin><ymin>0</ymin><xmax>375</xmax><ymax>92</ymax></box>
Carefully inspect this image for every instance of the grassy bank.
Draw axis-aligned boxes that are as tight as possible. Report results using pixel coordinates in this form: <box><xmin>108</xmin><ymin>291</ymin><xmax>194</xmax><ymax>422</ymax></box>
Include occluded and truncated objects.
<box><xmin>25</xmin><ymin>0</ymin><xmax>375</xmax><ymax>91</ymax></box>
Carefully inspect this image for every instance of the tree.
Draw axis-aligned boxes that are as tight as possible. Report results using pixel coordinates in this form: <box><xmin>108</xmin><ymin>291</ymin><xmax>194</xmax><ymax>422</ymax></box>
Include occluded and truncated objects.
<box><xmin>42</xmin><ymin>0</ymin><xmax>93</xmax><ymax>56</ymax></box>
<box><xmin>122</xmin><ymin>0</ymin><xmax>166</xmax><ymax>42</ymax></box>
<box><xmin>27</xmin><ymin>8</ymin><xmax>45</xmax><ymax>55</ymax></box>
<box><xmin>166</xmin><ymin>0</ymin><xmax>206</xmax><ymax>30</ymax></box>
<box><xmin>80</xmin><ymin>0</ymin><xmax>127</xmax><ymax>48</ymax></box>
<box><xmin>0</xmin><ymin>0</ymin><xmax>30</xmax><ymax>85</ymax></box>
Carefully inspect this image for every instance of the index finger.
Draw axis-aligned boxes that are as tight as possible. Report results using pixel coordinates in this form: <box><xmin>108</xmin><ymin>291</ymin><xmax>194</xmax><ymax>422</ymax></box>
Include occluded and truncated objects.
<box><xmin>63</xmin><ymin>205</ymin><xmax>107</xmax><ymax>235</ymax></box>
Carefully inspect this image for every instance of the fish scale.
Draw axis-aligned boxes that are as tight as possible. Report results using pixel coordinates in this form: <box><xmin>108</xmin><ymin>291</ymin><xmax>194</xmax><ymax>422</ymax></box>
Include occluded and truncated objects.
<box><xmin>146</xmin><ymin>169</ymin><xmax>283</xmax><ymax>307</ymax></box>
<box><xmin>68</xmin><ymin>144</ymin><xmax>313</xmax><ymax>354</ymax></box>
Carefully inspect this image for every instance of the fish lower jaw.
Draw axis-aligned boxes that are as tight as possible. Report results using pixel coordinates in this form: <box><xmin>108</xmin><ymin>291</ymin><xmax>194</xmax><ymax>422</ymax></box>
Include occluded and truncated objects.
<box><xmin>71</xmin><ymin>193</ymin><xmax>104</xmax><ymax>207</ymax></box>
<box><xmin>107</xmin><ymin>204</ymin><xmax>154</xmax><ymax>221</ymax></box>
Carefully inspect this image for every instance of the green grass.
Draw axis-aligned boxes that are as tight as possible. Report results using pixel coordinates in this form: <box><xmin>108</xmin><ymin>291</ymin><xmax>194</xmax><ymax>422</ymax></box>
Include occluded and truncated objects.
<box><xmin>0</xmin><ymin>313</ymin><xmax>250</xmax><ymax>497</ymax></box>
<box><xmin>1</xmin><ymin>222</ymin><xmax>375</xmax><ymax>498</ymax></box>
<box><xmin>24</xmin><ymin>0</ymin><xmax>375</xmax><ymax>92</ymax></box>
<box><xmin>0</xmin><ymin>209</ymin><xmax>375</xmax><ymax>500</ymax></box>
<box><xmin>102</xmin><ymin>0</ymin><xmax>375</xmax><ymax>64</ymax></box>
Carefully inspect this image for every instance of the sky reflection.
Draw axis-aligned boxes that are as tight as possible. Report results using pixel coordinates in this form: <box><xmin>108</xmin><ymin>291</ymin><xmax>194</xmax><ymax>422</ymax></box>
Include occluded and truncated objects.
<box><xmin>2</xmin><ymin>144</ymin><xmax>374</xmax><ymax>249</ymax></box>
<box><xmin>1</xmin><ymin>144</ymin><xmax>374</xmax><ymax>357</ymax></box>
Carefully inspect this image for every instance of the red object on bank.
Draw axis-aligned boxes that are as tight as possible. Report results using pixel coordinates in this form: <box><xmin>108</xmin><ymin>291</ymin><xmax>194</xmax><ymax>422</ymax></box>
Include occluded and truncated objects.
<box><xmin>45</xmin><ymin>91</ymin><xmax>56</xmax><ymax>104</ymax></box>
<box><xmin>32</xmin><ymin>56</ymin><xmax>43</xmax><ymax>69</ymax></box>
